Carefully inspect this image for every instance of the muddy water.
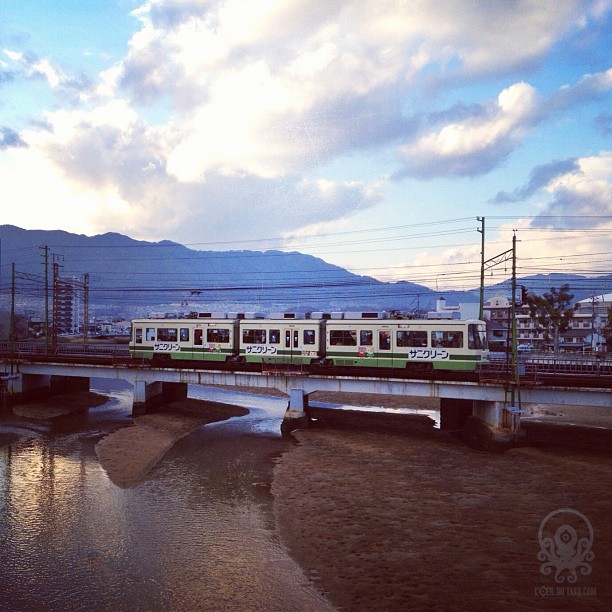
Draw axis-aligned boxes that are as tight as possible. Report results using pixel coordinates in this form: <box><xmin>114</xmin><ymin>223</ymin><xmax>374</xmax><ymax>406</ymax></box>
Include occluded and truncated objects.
<box><xmin>0</xmin><ymin>383</ymin><xmax>333</xmax><ymax>611</ymax></box>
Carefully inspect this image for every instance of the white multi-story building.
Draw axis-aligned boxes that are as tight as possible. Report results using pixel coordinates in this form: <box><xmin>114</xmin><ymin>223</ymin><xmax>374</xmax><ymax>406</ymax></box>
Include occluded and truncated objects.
<box><xmin>483</xmin><ymin>293</ymin><xmax>611</xmax><ymax>352</ymax></box>
<box><xmin>574</xmin><ymin>293</ymin><xmax>611</xmax><ymax>351</ymax></box>
<box><xmin>54</xmin><ymin>276</ymin><xmax>82</xmax><ymax>335</ymax></box>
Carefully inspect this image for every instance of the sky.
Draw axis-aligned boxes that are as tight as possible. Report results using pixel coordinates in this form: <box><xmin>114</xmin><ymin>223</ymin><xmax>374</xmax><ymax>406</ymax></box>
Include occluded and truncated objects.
<box><xmin>0</xmin><ymin>0</ymin><xmax>611</xmax><ymax>292</ymax></box>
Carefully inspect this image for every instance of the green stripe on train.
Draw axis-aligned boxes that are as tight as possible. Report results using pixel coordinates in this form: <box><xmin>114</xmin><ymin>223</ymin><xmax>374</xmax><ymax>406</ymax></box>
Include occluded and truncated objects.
<box><xmin>325</xmin><ymin>351</ymin><xmax>481</xmax><ymax>361</ymax></box>
<box><xmin>129</xmin><ymin>347</ymin><xmax>231</xmax><ymax>360</ymax></box>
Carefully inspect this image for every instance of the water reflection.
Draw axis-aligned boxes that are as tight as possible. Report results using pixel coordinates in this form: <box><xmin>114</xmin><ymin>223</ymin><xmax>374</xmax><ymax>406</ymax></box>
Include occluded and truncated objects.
<box><xmin>0</xmin><ymin>384</ymin><xmax>333</xmax><ymax>611</ymax></box>
<box><xmin>310</xmin><ymin>399</ymin><xmax>440</xmax><ymax>428</ymax></box>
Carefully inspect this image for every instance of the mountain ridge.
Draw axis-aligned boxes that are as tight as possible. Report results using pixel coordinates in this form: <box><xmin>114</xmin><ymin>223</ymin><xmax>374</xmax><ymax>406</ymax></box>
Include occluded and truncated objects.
<box><xmin>1</xmin><ymin>225</ymin><xmax>609</xmax><ymax>317</ymax></box>
<box><xmin>0</xmin><ymin>225</ymin><xmax>437</xmax><ymax>315</ymax></box>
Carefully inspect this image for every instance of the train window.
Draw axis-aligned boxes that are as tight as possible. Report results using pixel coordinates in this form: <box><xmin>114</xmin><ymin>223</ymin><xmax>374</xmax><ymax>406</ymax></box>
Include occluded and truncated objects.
<box><xmin>194</xmin><ymin>329</ymin><xmax>203</xmax><ymax>346</ymax></box>
<box><xmin>180</xmin><ymin>328</ymin><xmax>190</xmax><ymax>342</ymax></box>
<box><xmin>208</xmin><ymin>328</ymin><xmax>230</xmax><ymax>343</ymax></box>
<box><xmin>243</xmin><ymin>329</ymin><xmax>266</xmax><ymax>344</ymax></box>
<box><xmin>379</xmin><ymin>331</ymin><xmax>390</xmax><ymax>350</ymax></box>
<box><xmin>468</xmin><ymin>324</ymin><xmax>487</xmax><ymax>350</ymax></box>
<box><xmin>304</xmin><ymin>329</ymin><xmax>316</xmax><ymax>345</ymax></box>
<box><xmin>135</xmin><ymin>329</ymin><xmax>143</xmax><ymax>344</ymax></box>
<box><xmin>269</xmin><ymin>329</ymin><xmax>280</xmax><ymax>344</ymax></box>
<box><xmin>330</xmin><ymin>330</ymin><xmax>357</xmax><ymax>346</ymax></box>
<box><xmin>146</xmin><ymin>328</ymin><xmax>155</xmax><ymax>342</ymax></box>
<box><xmin>431</xmin><ymin>331</ymin><xmax>463</xmax><ymax>348</ymax></box>
<box><xmin>360</xmin><ymin>330</ymin><xmax>373</xmax><ymax>346</ymax></box>
<box><xmin>158</xmin><ymin>328</ymin><xmax>178</xmax><ymax>342</ymax></box>
<box><xmin>396</xmin><ymin>330</ymin><xmax>427</xmax><ymax>347</ymax></box>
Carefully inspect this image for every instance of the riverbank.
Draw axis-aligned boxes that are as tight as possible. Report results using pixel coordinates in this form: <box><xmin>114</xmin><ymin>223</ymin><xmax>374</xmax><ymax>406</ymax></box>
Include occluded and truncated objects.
<box><xmin>12</xmin><ymin>391</ymin><xmax>109</xmax><ymax>419</ymax></box>
<box><xmin>95</xmin><ymin>399</ymin><xmax>249</xmax><ymax>488</ymax></box>
<box><xmin>272</xmin><ymin>419</ymin><xmax>612</xmax><ymax>611</ymax></box>
<box><xmin>7</xmin><ymin>388</ymin><xmax>610</xmax><ymax>609</ymax></box>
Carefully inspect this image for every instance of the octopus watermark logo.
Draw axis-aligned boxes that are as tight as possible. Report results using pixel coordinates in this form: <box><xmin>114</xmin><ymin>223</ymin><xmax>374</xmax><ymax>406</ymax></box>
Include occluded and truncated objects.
<box><xmin>537</xmin><ymin>508</ymin><xmax>594</xmax><ymax>584</ymax></box>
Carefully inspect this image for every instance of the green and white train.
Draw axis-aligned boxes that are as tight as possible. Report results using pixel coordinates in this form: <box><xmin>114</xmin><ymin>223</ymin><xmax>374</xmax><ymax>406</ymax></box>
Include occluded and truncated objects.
<box><xmin>129</xmin><ymin>313</ymin><xmax>489</xmax><ymax>372</ymax></box>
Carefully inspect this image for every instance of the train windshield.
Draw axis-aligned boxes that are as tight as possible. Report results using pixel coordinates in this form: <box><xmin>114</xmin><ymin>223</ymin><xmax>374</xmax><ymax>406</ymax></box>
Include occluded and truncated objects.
<box><xmin>468</xmin><ymin>323</ymin><xmax>488</xmax><ymax>350</ymax></box>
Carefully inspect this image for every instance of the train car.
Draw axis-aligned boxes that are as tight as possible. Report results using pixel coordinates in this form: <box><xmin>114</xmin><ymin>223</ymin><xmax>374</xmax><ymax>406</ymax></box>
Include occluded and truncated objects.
<box><xmin>129</xmin><ymin>314</ymin><xmax>489</xmax><ymax>372</ymax></box>
<box><xmin>237</xmin><ymin>318</ymin><xmax>322</xmax><ymax>365</ymax></box>
<box><xmin>321</xmin><ymin>318</ymin><xmax>488</xmax><ymax>371</ymax></box>
<box><xmin>129</xmin><ymin>318</ymin><xmax>238</xmax><ymax>362</ymax></box>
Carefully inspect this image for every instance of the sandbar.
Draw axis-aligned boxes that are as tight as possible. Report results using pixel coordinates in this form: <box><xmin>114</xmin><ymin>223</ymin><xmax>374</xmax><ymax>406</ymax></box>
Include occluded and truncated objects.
<box><xmin>95</xmin><ymin>399</ymin><xmax>248</xmax><ymax>488</ymax></box>
<box><xmin>272</xmin><ymin>397</ymin><xmax>612</xmax><ymax>610</ymax></box>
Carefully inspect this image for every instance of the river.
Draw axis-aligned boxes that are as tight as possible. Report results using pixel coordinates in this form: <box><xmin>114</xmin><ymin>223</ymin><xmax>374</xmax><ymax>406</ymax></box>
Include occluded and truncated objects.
<box><xmin>0</xmin><ymin>381</ymin><xmax>333</xmax><ymax>611</ymax></box>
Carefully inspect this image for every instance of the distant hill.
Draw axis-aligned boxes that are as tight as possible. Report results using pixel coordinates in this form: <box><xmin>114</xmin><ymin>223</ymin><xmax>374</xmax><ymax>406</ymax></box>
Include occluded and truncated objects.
<box><xmin>478</xmin><ymin>273</ymin><xmax>612</xmax><ymax>303</ymax></box>
<box><xmin>0</xmin><ymin>225</ymin><xmax>448</xmax><ymax>316</ymax></box>
<box><xmin>4</xmin><ymin>226</ymin><xmax>607</xmax><ymax>319</ymax></box>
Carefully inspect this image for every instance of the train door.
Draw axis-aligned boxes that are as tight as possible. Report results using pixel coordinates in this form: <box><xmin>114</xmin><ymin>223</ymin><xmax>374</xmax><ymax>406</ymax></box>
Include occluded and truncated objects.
<box><xmin>283</xmin><ymin>325</ymin><xmax>317</xmax><ymax>363</ymax></box>
<box><xmin>378</xmin><ymin>329</ymin><xmax>392</xmax><ymax>366</ymax></box>
<box><xmin>284</xmin><ymin>327</ymin><xmax>299</xmax><ymax>362</ymax></box>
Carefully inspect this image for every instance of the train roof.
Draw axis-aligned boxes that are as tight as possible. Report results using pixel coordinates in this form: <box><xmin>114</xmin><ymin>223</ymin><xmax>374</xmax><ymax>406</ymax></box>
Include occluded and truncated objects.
<box><xmin>131</xmin><ymin>315</ymin><xmax>486</xmax><ymax>324</ymax></box>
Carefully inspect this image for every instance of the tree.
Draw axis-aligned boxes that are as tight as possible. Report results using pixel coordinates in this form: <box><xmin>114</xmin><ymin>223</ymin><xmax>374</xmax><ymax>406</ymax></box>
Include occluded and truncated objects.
<box><xmin>526</xmin><ymin>284</ymin><xmax>578</xmax><ymax>354</ymax></box>
<box><xmin>0</xmin><ymin>310</ymin><xmax>29</xmax><ymax>341</ymax></box>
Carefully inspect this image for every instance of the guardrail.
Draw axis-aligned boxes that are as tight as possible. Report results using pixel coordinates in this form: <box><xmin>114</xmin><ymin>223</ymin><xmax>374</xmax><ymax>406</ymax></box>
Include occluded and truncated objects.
<box><xmin>487</xmin><ymin>353</ymin><xmax>612</xmax><ymax>377</ymax></box>
<box><xmin>0</xmin><ymin>341</ymin><xmax>129</xmax><ymax>359</ymax></box>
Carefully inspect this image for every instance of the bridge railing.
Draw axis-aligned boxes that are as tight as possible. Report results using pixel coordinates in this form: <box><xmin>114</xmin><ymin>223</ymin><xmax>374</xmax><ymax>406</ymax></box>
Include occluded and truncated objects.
<box><xmin>0</xmin><ymin>341</ymin><xmax>129</xmax><ymax>360</ymax></box>
<box><xmin>526</xmin><ymin>356</ymin><xmax>611</xmax><ymax>376</ymax></box>
<box><xmin>56</xmin><ymin>343</ymin><xmax>130</xmax><ymax>358</ymax></box>
<box><xmin>2</xmin><ymin>341</ymin><xmax>610</xmax><ymax>377</ymax></box>
<box><xmin>0</xmin><ymin>341</ymin><xmax>48</xmax><ymax>356</ymax></box>
<box><xmin>484</xmin><ymin>353</ymin><xmax>611</xmax><ymax>378</ymax></box>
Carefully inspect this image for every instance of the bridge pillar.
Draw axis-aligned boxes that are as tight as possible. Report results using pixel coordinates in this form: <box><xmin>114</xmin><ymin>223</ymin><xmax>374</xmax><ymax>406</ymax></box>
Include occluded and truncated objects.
<box><xmin>3</xmin><ymin>373</ymin><xmax>51</xmax><ymax>404</ymax></box>
<box><xmin>1</xmin><ymin>373</ymin><xmax>90</xmax><ymax>407</ymax></box>
<box><xmin>472</xmin><ymin>400</ymin><xmax>505</xmax><ymax>428</ymax></box>
<box><xmin>281</xmin><ymin>388</ymin><xmax>310</xmax><ymax>436</ymax></box>
<box><xmin>463</xmin><ymin>401</ymin><xmax>515</xmax><ymax>452</ymax></box>
<box><xmin>132</xmin><ymin>380</ymin><xmax>188</xmax><ymax>416</ymax></box>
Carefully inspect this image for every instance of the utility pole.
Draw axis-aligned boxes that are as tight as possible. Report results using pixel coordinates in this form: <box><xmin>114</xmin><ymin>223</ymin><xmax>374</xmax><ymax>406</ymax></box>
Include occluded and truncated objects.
<box><xmin>40</xmin><ymin>245</ymin><xmax>50</xmax><ymax>354</ymax></box>
<box><xmin>482</xmin><ymin>235</ymin><xmax>522</xmax><ymax>433</ymax></box>
<box><xmin>52</xmin><ymin>261</ymin><xmax>60</xmax><ymax>352</ymax></box>
<box><xmin>83</xmin><ymin>273</ymin><xmax>89</xmax><ymax>340</ymax></box>
<box><xmin>508</xmin><ymin>232</ymin><xmax>522</xmax><ymax>436</ymax></box>
<box><xmin>9</xmin><ymin>263</ymin><xmax>15</xmax><ymax>347</ymax></box>
<box><xmin>511</xmin><ymin>233</ymin><xmax>519</xmax><ymax>386</ymax></box>
<box><xmin>477</xmin><ymin>216</ymin><xmax>485</xmax><ymax>320</ymax></box>
<box><xmin>9</xmin><ymin>262</ymin><xmax>15</xmax><ymax>375</ymax></box>
<box><xmin>591</xmin><ymin>294</ymin><xmax>600</xmax><ymax>352</ymax></box>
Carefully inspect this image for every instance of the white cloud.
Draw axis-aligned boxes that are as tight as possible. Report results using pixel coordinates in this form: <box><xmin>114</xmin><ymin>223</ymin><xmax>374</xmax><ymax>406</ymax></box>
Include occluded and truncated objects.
<box><xmin>399</xmin><ymin>151</ymin><xmax>612</xmax><ymax>288</ymax></box>
<box><xmin>1</xmin><ymin>0</ymin><xmax>610</xmax><ymax>254</ymax></box>
<box><xmin>0</xmin><ymin>98</ymin><xmax>382</xmax><ymax>243</ymax></box>
<box><xmin>114</xmin><ymin>0</ymin><xmax>600</xmax><ymax>182</ymax></box>
<box><xmin>160</xmin><ymin>174</ymin><xmax>383</xmax><ymax>245</ymax></box>
<box><xmin>0</xmin><ymin>145</ymin><xmax>131</xmax><ymax>234</ymax></box>
<box><xmin>395</xmin><ymin>68</ymin><xmax>612</xmax><ymax>179</ymax></box>
<box><xmin>4</xmin><ymin>48</ymin><xmax>66</xmax><ymax>88</ymax></box>
<box><xmin>534</xmin><ymin>151</ymin><xmax>612</xmax><ymax>224</ymax></box>
<box><xmin>396</xmin><ymin>82</ymin><xmax>541</xmax><ymax>178</ymax></box>
<box><xmin>502</xmin><ymin>216</ymin><xmax>612</xmax><ymax>282</ymax></box>
<box><xmin>550</xmin><ymin>68</ymin><xmax>612</xmax><ymax>110</ymax></box>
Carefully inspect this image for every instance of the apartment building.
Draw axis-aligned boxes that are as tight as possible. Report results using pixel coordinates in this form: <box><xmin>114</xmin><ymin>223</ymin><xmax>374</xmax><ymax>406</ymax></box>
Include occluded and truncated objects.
<box><xmin>483</xmin><ymin>293</ymin><xmax>610</xmax><ymax>353</ymax></box>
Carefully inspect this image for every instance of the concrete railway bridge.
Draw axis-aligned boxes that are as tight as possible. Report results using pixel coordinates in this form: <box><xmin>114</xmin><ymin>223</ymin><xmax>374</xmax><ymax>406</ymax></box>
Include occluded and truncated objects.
<box><xmin>1</xmin><ymin>361</ymin><xmax>609</xmax><ymax>443</ymax></box>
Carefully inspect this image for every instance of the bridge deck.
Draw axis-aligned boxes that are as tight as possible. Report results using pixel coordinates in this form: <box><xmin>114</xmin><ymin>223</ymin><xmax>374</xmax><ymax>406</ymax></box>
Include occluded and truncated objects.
<box><xmin>2</xmin><ymin>360</ymin><xmax>610</xmax><ymax>408</ymax></box>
